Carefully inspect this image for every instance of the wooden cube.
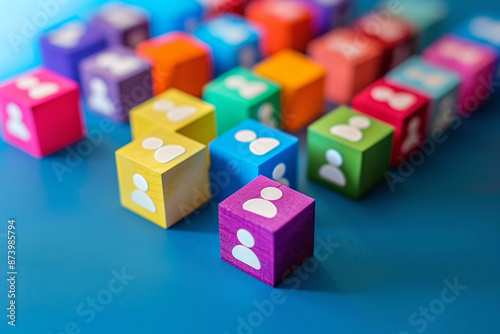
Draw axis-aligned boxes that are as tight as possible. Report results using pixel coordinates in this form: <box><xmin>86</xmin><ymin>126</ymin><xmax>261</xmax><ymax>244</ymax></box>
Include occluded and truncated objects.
<box><xmin>386</xmin><ymin>56</ymin><xmax>461</xmax><ymax>132</ymax></box>
<box><xmin>307</xmin><ymin>106</ymin><xmax>394</xmax><ymax>199</ymax></box>
<box><xmin>254</xmin><ymin>50</ymin><xmax>325</xmax><ymax>132</ymax></box>
<box><xmin>210</xmin><ymin>119</ymin><xmax>298</xmax><ymax>202</ymax></box>
<box><xmin>304</xmin><ymin>0</ymin><xmax>353</xmax><ymax>36</ymax></box>
<box><xmin>116</xmin><ymin>128</ymin><xmax>210</xmax><ymax>229</ymax></box>
<box><xmin>452</xmin><ymin>14</ymin><xmax>500</xmax><ymax>78</ymax></box>
<box><xmin>220</xmin><ymin>175</ymin><xmax>315</xmax><ymax>287</ymax></box>
<box><xmin>308</xmin><ymin>28</ymin><xmax>384</xmax><ymax>105</ymax></box>
<box><xmin>137</xmin><ymin>32</ymin><xmax>212</xmax><ymax>96</ymax></box>
<box><xmin>0</xmin><ymin>68</ymin><xmax>85</xmax><ymax>158</ymax></box>
<box><xmin>203</xmin><ymin>67</ymin><xmax>281</xmax><ymax>134</ymax></box>
<box><xmin>130</xmin><ymin>88</ymin><xmax>216</xmax><ymax>147</ymax></box>
<box><xmin>246</xmin><ymin>0</ymin><xmax>314</xmax><ymax>55</ymax></box>
<box><xmin>353</xmin><ymin>12</ymin><xmax>417</xmax><ymax>74</ymax></box>
<box><xmin>352</xmin><ymin>79</ymin><xmax>430</xmax><ymax>166</ymax></box>
<box><xmin>80</xmin><ymin>46</ymin><xmax>153</xmax><ymax>122</ymax></box>
<box><xmin>422</xmin><ymin>35</ymin><xmax>498</xmax><ymax>116</ymax></box>
<box><xmin>194</xmin><ymin>14</ymin><xmax>262</xmax><ymax>76</ymax></box>
<box><xmin>40</xmin><ymin>21</ymin><xmax>107</xmax><ymax>82</ymax></box>
<box><xmin>90</xmin><ymin>3</ymin><xmax>151</xmax><ymax>49</ymax></box>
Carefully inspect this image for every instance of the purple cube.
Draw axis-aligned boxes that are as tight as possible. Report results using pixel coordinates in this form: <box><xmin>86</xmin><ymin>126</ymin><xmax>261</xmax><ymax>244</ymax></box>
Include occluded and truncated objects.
<box><xmin>79</xmin><ymin>46</ymin><xmax>153</xmax><ymax>122</ymax></box>
<box><xmin>40</xmin><ymin>21</ymin><xmax>108</xmax><ymax>82</ymax></box>
<box><xmin>90</xmin><ymin>3</ymin><xmax>151</xmax><ymax>49</ymax></box>
<box><xmin>219</xmin><ymin>175</ymin><xmax>315</xmax><ymax>287</ymax></box>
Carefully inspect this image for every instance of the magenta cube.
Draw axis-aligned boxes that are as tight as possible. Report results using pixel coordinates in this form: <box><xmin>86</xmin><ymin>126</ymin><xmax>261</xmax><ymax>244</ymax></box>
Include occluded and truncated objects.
<box><xmin>90</xmin><ymin>3</ymin><xmax>151</xmax><ymax>49</ymax></box>
<box><xmin>422</xmin><ymin>35</ymin><xmax>498</xmax><ymax>116</ymax></box>
<box><xmin>79</xmin><ymin>46</ymin><xmax>153</xmax><ymax>122</ymax></box>
<box><xmin>219</xmin><ymin>175</ymin><xmax>315</xmax><ymax>287</ymax></box>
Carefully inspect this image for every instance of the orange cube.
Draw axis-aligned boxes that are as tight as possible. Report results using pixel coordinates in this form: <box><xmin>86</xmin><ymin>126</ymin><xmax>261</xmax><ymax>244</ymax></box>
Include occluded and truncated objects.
<box><xmin>308</xmin><ymin>28</ymin><xmax>384</xmax><ymax>105</ymax></box>
<box><xmin>137</xmin><ymin>32</ymin><xmax>212</xmax><ymax>97</ymax></box>
<box><xmin>246</xmin><ymin>0</ymin><xmax>314</xmax><ymax>56</ymax></box>
<box><xmin>254</xmin><ymin>49</ymin><xmax>325</xmax><ymax>132</ymax></box>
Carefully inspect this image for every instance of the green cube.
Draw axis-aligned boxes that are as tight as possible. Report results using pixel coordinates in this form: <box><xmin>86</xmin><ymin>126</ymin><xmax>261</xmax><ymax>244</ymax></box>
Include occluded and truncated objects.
<box><xmin>307</xmin><ymin>106</ymin><xmax>394</xmax><ymax>199</ymax></box>
<box><xmin>203</xmin><ymin>67</ymin><xmax>282</xmax><ymax>134</ymax></box>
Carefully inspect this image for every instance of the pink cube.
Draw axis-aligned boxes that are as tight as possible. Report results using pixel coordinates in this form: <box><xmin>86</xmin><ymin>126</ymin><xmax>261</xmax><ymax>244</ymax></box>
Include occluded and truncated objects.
<box><xmin>219</xmin><ymin>175</ymin><xmax>315</xmax><ymax>287</ymax></box>
<box><xmin>0</xmin><ymin>68</ymin><xmax>85</xmax><ymax>158</ymax></box>
<box><xmin>422</xmin><ymin>35</ymin><xmax>498</xmax><ymax>116</ymax></box>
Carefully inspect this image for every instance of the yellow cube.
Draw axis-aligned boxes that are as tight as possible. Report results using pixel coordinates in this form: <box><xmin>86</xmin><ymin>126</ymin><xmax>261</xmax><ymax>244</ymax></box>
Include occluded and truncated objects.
<box><xmin>116</xmin><ymin>128</ymin><xmax>210</xmax><ymax>229</ymax></box>
<box><xmin>130</xmin><ymin>88</ymin><xmax>217</xmax><ymax>146</ymax></box>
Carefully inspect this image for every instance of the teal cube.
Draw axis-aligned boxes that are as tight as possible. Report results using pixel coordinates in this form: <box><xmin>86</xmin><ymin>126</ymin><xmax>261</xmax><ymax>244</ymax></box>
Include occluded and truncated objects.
<box><xmin>307</xmin><ymin>106</ymin><xmax>394</xmax><ymax>199</ymax></box>
<box><xmin>203</xmin><ymin>67</ymin><xmax>281</xmax><ymax>134</ymax></box>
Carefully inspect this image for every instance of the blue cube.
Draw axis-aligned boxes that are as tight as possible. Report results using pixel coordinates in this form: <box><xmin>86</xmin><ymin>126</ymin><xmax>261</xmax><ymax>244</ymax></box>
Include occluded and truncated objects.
<box><xmin>452</xmin><ymin>14</ymin><xmax>500</xmax><ymax>79</ymax></box>
<box><xmin>151</xmin><ymin>0</ymin><xmax>204</xmax><ymax>35</ymax></box>
<box><xmin>386</xmin><ymin>56</ymin><xmax>461</xmax><ymax>132</ymax></box>
<box><xmin>305</xmin><ymin>0</ymin><xmax>353</xmax><ymax>36</ymax></box>
<box><xmin>194</xmin><ymin>14</ymin><xmax>262</xmax><ymax>76</ymax></box>
<box><xmin>210</xmin><ymin>119</ymin><xmax>299</xmax><ymax>202</ymax></box>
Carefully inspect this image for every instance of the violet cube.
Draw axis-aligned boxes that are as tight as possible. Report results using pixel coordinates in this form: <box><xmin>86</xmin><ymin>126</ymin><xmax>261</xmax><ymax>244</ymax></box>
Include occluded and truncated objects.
<box><xmin>80</xmin><ymin>46</ymin><xmax>153</xmax><ymax>122</ymax></box>
<box><xmin>219</xmin><ymin>175</ymin><xmax>315</xmax><ymax>287</ymax></box>
<box><xmin>40</xmin><ymin>21</ymin><xmax>107</xmax><ymax>82</ymax></box>
<box><xmin>90</xmin><ymin>3</ymin><xmax>151</xmax><ymax>49</ymax></box>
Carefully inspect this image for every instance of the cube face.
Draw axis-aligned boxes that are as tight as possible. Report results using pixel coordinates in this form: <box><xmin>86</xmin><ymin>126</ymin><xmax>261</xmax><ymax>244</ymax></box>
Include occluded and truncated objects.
<box><xmin>130</xmin><ymin>88</ymin><xmax>216</xmax><ymax>146</ymax></box>
<box><xmin>308</xmin><ymin>28</ymin><xmax>384</xmax><ymax>104</ymax></box>
<box><xmin>40</xmin><ymin>21</ymin><xmax>108</xmax><ymax>82</ymax></box>
<box><xmin>203</xmin><ymin>67</ymin><xmax>281</xmax><ymax>134</ymax></box>
<box><xmin>220</xmin><ymin>175</ymin><xmax>315</xmax><ymax>286</ymax></box>
<box><xmin>254</xmin><ymin>50</ymin><xmax>325</xmax><ymax>132</ymax></box>
<box><xmin>80</xmin><ymin>46</ymin><xmax>153</xmax><ymax>122</ymax></box>
<box><xmin>194</xmin><ymin>15</ymin><xmax>262</xmax><ymax>76</ymax></box>
<box><xmin>353</xmin><ymin>14</ymin><xmax>417</xmax><ymax>73</ymax></box>
<box><xmin>452</xmin><ymin>14</ymin><xmax>500</xmax><ymax>77</ymax></box>
<box><xmin>0</xmin><ymin>68</ymin><xmax>84</xmax><ymax>158</ymax></box>
<box><xmin>90</xmin><ymin>3</ymin><xmax>151</xmax><ymax>49</ymax></box>
<box><xmin>210</xmin><ymin>119</ymin><xmax>299</xmax><ymax>202</ymax></box>
<box><xmin>246</xmin><ymin>0</ymin><xmax>314</xmax><ymax>55</ymax></box>
<box><xmin>307</xmin><ymin>106</ymin><xmax>394</xmax><ymax>199</ymax></box>
<box><xmin>137</xmin><ymin>32</ymin><xmax>212</xmax><ymax>96</ymax></box>
<box><xmin>352</xmin><ymin>79</ymin><xmax>430</xmax><ymax>166</ymax></box>
<box><xmin>386</xmin><ymin>56</ymin><xmax>461</xmax><ymax>131</ymax></box>
<box><xmin>304</xmin><ymin>0</ymin><xmax>352</xmax><ymax>35</ymax></box>
<box><xmin>422</xmin><ymin>35</ymin><xmax>497</xmax><ymax>116</ymax></box>
<box><xmin>153</xmin><ymin>0</ymin><xmax>203</xmax><ymax>34</ymax></box>
<box><xmin>116</xmin><ymin>128</ymin><xmax>209</xmax><ymax>229</ymax></box>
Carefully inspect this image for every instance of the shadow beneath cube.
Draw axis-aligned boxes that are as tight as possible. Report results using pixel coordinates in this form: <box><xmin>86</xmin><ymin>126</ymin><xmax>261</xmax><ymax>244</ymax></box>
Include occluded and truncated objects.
<box><xmin>170</xmin><ymin>200</ymin><xmax>219</xmax><ymax>234</ymax></box>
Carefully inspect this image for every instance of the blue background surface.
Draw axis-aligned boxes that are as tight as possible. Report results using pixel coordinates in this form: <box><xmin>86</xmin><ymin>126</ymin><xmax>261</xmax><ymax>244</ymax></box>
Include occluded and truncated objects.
<box><xmin>1</xmin><ymin>1</ymin><xmax>499</xmax><ymax>333</ymax></box>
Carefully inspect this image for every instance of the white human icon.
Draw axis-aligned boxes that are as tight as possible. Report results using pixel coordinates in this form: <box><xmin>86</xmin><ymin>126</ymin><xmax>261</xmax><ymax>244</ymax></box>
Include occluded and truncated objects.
<box><xmin>104</xmin><ymin>7</ymin><xmax>141</xmax><ymax>29</ymax></box>
<box><xmin>234</xmin><ymin>129</ymin><xmax>280</xmax><ymax>155</ymax></box>
<box><xmin>438</xmin><ymin>40</ymin><xmax>482</xmax><ymax>65</ymax></box>
<box><xmin>49</xmin><ymin>22</ymin><xmax>86</xmax><ymax>48</ymax></box>
<box><xmin>272</xmin><ymin>163</ymin><xmax>289</xmax><ymax>186</ymax></box>
<box><xmin>232</xmin><ymin>229</ymin><xmax>261</xmax><ymax>270</ymax></box>
<box><xmin>375</xmin><ymin>20</ymin><xmax>406</xmax><ymax>43</ymax></box>
<box><xmin>257</xmin><ymin>103</ymin><xmax>277</xmax><ymax>127</ymax></box>
<box><xmin>405</xmin><ymin>68</ymin><xmax>446</xmax><ymax>89</ymax></box>
<box><xmin>5</xmin><ymin>103</ymin><xmax>31</xmax><ymax>142</ymax></box>
<box><xmin>319</xmin><ymin>149</ymin><xmax>346</xmax><ymax>187</ymax></box>
<box><xmin>142</xmin><ymin>137</ymin><xmax>186</xmax><ymax>163</ymax></box>
<box><xmin>435</xmin><ymin>94</ymin><xmax>455</xmax><ymax>129</ymax></box>
<box><xmin>330</xmin><ymin>116</ymin><xmax>371</xmax><ymax>143</ymax></box>
<box><xmin>131</xmin><ymin>173</ymin><xmax>156</xmax><ymax>213</ymax></box>
<box><xmin>16</xmin><ymin>76</ymin><xmax>59</xmax><ymax>100</ymax></box>
<box><xmin>400</xmin><ymin>117</ymin><xmax>421</xmax><ymax>154</ymax></box>
<box><xmin>209</xmin><ymin>18</ymin><xmax>251</xmax><ymax>45</ymax></box>
<box><xmin>95</xmin><ymin>52</ymin><xmax>142</xmax><ymax>76</ymax></box>
<box><xmin>471</xmin><ymin>17</ymin><xmax>500</xmax><ymax>45</ymax></box>
<box><xmin>370</xmin><ymin>86</ymin><xmax>417</xmax><ymax>111</ymax></box>
<box><xmin>88</xmin><ymin>78</ymin><xmax>115</xmax><ymax>116</ymax></box>
<box><xmin>153</xmin><ymin>100</ymin><xmax>197</xmax><ymax>122</ymax></box>
<box><xmin>225</xmin><ymin>75</ymin><xmax>268</xmax><ymax>99</ymax></box>
<box><xmin>243</xmin><ymin>186</ymin><xmax>282</xmax><ymax>219</ymax></box>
